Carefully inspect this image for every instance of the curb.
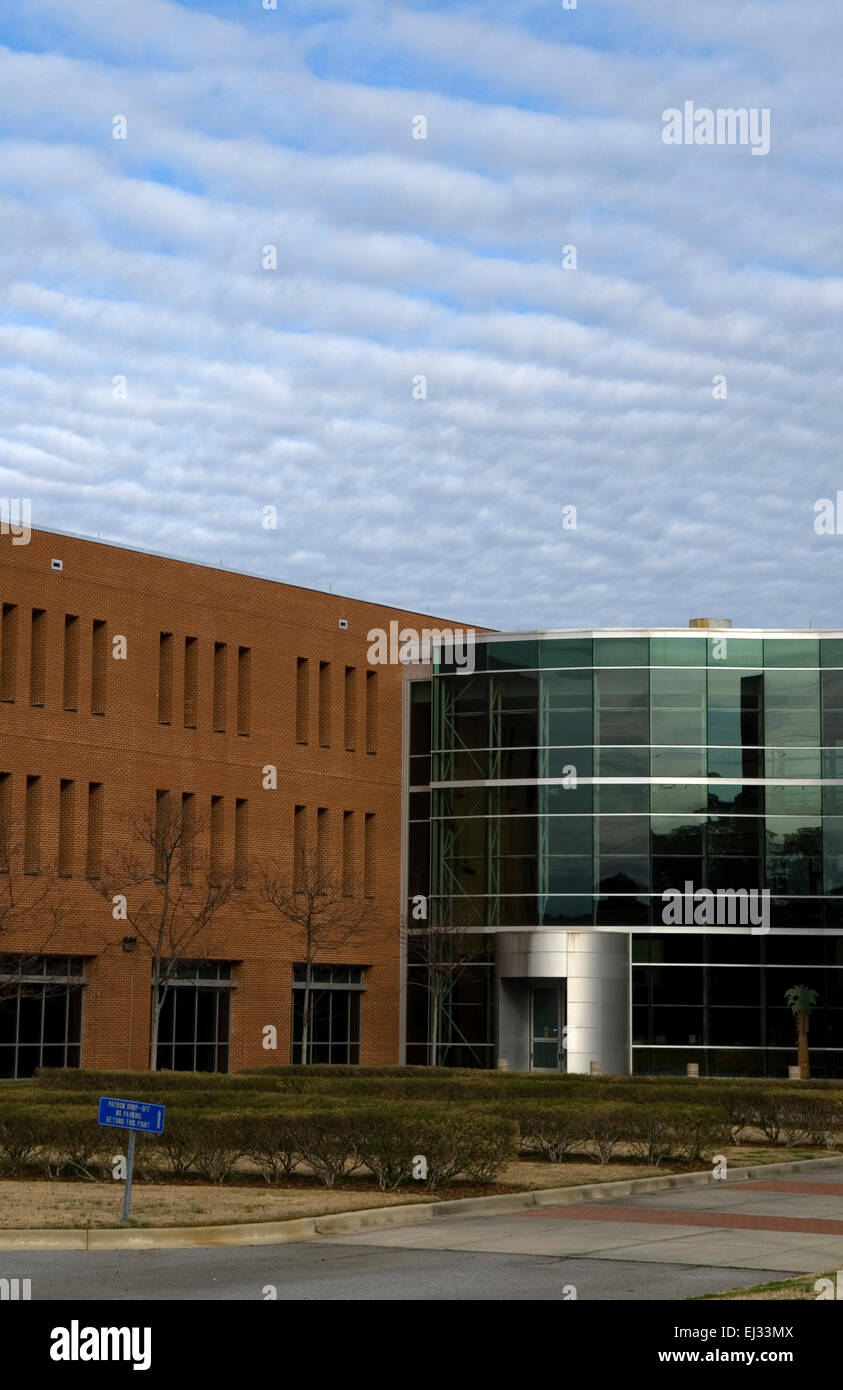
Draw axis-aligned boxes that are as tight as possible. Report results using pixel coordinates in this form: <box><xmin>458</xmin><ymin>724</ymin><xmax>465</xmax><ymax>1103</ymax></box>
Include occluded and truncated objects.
<box><xmin>1</xmin><ymin>1153</ymin><xmax>840</xmax><ymax>1251</ymax></box>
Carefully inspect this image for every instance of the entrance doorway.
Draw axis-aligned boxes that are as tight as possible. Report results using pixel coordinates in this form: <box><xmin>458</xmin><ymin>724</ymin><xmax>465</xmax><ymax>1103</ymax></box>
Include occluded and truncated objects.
<box><xmin>530</xmin><ymin>985</ymin><xmax>563</xmax><ymax>1071</ymax></box>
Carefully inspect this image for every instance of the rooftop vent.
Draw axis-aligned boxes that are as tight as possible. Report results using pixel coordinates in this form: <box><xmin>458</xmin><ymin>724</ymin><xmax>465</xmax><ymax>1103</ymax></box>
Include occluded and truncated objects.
<box><xmin>689</xmin><ymin>618</ymin><xmax>731</xmax><ymax>629</ymax></box>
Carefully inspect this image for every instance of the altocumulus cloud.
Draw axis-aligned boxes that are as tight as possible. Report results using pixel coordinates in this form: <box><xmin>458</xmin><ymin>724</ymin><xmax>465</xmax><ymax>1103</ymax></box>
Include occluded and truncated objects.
<box><xmin>0</xmin><ymin>0</ymin><xmax>841</xmax><ymax>628</ymax></box>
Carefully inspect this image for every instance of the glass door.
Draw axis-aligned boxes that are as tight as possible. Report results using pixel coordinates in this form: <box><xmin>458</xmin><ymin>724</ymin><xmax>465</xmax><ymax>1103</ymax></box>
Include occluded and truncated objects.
<box><xmin>530</xmin><ymin>985</ymin><xmax>561</xmax><ymax>1071</ymax></box>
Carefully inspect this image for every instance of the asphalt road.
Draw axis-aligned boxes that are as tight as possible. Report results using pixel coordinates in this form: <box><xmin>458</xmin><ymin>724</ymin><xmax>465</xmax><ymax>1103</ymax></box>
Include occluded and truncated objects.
<box><xmin>8</xmin><ymin>1243</ymin><xmax>791</xmax><ymax>1301</ymax></box>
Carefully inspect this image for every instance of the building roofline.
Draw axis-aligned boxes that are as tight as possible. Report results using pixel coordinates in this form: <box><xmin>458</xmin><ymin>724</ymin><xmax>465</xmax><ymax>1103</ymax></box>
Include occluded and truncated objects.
<box><xmin>15</xmin><ymin>525</ymin><xmax>481</xmax><ymax>629</ymax></box>
<box><xmin>471</xmin><ymin>627</ymin><xmax>840</xmax><ymax>639</ymax></box>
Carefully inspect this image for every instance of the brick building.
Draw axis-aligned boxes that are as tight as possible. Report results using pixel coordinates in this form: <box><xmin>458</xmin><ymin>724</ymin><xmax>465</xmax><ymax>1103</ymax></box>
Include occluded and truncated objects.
<box><xmin>0</xmin><ymin>527</ymin><xmax>465</xmax><ymax>1077</ymax></box>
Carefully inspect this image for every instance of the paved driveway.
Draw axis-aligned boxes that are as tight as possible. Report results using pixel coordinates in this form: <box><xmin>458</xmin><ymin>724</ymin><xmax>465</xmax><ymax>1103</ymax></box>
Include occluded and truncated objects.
<box><xmin>328</xmin><ymin>1166</ymin><xmax>843</xmax><ymax>1275</ymax></box>
<box><xmin>13</xmin><ymin>1166</ymin><xmax>843</xmax><ymax>1300</ymax></box>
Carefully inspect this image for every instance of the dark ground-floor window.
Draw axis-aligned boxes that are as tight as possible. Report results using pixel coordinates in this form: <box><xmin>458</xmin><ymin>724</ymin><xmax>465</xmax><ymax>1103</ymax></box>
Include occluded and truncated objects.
<box><xmin>291</xmin><ymin>965</ymin><xmax>363</xmax><ymax>1063</ymax></box>
<box><xmin>405</xmin><ymin>935</ymin><xmax>495</xmax><ymax>1068</ymax></box>
<box><xmin>0</xmin><ymin>955</ymin><xmax>85</xmax><ymax>1079</ymax></box>
<box><xmin>631</xmin><ymin>933</ymin><xmax>843</xmax><ymax>1077</ymax></box>
<box><xmin>156</xmin><ymin>961</ymin><xmax>232</xmax><ymax>1073</ymax></box>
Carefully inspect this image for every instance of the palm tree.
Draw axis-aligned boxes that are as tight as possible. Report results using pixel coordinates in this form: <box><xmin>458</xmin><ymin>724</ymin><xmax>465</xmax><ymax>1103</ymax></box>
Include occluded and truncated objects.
<box><xmin>784</xmin><ymin>984</ymin><xmax>818</xmax><ymax>1080</ymax></box>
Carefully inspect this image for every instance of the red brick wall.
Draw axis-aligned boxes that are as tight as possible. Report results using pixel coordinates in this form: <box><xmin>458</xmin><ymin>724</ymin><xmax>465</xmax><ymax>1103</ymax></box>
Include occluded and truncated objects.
<box><xmin>0</xmin><ymin>528</ymin><xmax>472</xmax><ymax>1071</ymax></box>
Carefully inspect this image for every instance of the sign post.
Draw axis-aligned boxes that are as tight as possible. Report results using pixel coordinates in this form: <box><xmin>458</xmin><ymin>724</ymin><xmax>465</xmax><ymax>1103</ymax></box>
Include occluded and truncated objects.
<box><xmin>97</xmin><ymin>1097</ymin><xmax>166</xmax><ymax>1224</ymax></box>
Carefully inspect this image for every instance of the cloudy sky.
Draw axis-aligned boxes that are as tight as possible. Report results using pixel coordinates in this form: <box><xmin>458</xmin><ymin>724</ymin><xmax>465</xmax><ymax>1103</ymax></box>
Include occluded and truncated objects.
<box><xmin>0</xmin><ymin>0</ymin><xmax>841</xmax><ymax>631</ymax></box>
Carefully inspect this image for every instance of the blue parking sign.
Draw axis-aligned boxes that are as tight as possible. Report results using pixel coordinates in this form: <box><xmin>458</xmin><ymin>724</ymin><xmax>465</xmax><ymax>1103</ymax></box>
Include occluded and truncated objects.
<box><xmin>97</xmin><ymin>1096</ymin><xmax>166</xmax><ymax>1133</ymax></box>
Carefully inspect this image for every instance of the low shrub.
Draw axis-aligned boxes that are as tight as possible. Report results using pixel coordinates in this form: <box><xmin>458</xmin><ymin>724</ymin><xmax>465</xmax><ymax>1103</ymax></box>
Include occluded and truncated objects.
<box><xmin>508</xmin><ymin>1103</ymin><xmax>588</xmax><ymax>1162</ymax></box>
<box><xmin>627</xmin><ymin>1105</ymin><xmax>729</xmax><ymax>1166</ymax></box>
<box><xmin>778</xmin><ymin>1095</ymin><xmax>843</xmax><ymax>1148</ymax></box>
<box><xmin>584</xmin><ymin>1104</ymin><xmax>636</xmax><ymax>1164</ymax></box>
<box><xmin>242</xmin><ymin>1114</ymin><xmax>303</xmax><ymax>1184</ymax></box>
<box><xmin>0</xmin><ymin>1104</ymin><xmax>47</xmax><ymax>1174</ymax></box>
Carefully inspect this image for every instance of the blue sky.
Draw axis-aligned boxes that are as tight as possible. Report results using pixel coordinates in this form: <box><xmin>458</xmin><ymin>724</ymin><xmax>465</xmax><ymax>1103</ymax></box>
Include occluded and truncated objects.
<box><xmin>0</xmin><ymin>0</ymin><xmax>841</xmax><ymax>629</ymax></box>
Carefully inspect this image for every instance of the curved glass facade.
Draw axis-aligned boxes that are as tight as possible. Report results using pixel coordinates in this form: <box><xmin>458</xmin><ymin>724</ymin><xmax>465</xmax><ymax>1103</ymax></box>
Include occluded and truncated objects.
<box><xmin>406</xmin><ymin>631</ymin><xmax>843</xmax><ymax>1076</ymax></box>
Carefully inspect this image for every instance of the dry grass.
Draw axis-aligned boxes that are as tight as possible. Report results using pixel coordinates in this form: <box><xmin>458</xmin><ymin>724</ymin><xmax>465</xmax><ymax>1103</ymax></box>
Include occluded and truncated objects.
<box><xmin>0</xmin><ymin>1180</ymin><xmax>437</xmax><ymax>1229</ymax></box>
<box><xmin>697</xmin><ymin>1272</ymin><xmax>832</xmax><ymax>1301</ymax></box>
<box><xmin>0</xmin><ymin>1144</ymin><xmax>829</xmax><ymax>1228</ymax></box>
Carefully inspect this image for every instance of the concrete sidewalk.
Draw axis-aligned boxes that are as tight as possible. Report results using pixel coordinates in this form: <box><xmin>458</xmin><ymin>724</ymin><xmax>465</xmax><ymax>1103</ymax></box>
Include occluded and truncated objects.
<box><xmin>324</xmin><ymin>1162</ymin><xmax>843</xmax><ymax>1274</ymax></box>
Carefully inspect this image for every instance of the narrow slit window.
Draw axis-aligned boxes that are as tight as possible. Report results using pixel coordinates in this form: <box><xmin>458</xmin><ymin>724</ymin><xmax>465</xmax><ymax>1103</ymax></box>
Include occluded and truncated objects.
<box><xmin>154</xmin><ymin>788</ymin><xmax>170</xmax><ymax>880</ymax></box>
<box><xmin>58</xmin><ymin>779</ymin><xmax>75</xmax><ymax>876</ymax></box>
<box><xmin>183</xmin><ymin>637</ymin><xmax>198</xmax><ymax>728</ymax></box>
<box><xmin>364</xmin><ymin>812</ymin><xmax>375</xmax><ymax>898</ymax></box>
<box><xmin>1</xmin><ymin>603</ymin><xmax>18</xmax><ymax>702</ymax></box>
<box><xmin>237</xmin><ymin>647</ymin><xmax>251</xmax><ymax>736</ymax></box>
<box><xmin>234</xmin><ymin>797</ymin><xmax>248</xmax><ymax>887</ymax></box>
<box><xmin>318</xmin><ymin>661</ymin><xmax>331</xmax><ymax>747</ymax></box>
<box><xmin>344</xmin><ymin>666</ymin><xmax>356</xmax><ymax>751</ymax></box>
<box><xmin>342</xmin><ymin>810</ymin><xmax>354</xmax><ymax>897</ymax></box>
<box><xmin>213</xmin><ymin>642</ymin><xmax>227</xmax><ymax>732</ymax></box>
<box><xmin>316</xmin><ymin>807</ymin><xmax>328</xmax><ymax>891</ymax></box>
<box><xmin>158</xmin><ymin>632</ymin><xmax>173</xmax><ymax>723</ymax></box>
<box><xmin>365</xmin><ymin>670</ymin><xmax>377</xmax><ymax>754</ymax></box>
<box><xmin>210</xmin><ymin>794</ymin><xmax>223</xmax><ymax>883</ymax></box>
<box><xmin>29</xmin><ymin>609</ymin><xmax>46</xmax><ymax>706</ymax></box>
<box><xmin>63</xmin><ymin>614</ymin><xmax>80</xmax><ymax>711</ymax></box>
<box><xmin>0</xmin><ymin>772</ymin><xmax>10</xmax><ymax>870</ymax></box>
<box><xmin>180</xmin><ymin>792</ymin><xmax>194</xmax><ymax>886</ymax></box>
<box><xmin>295</xmin><ymin>658</ymin><xmax>309</xmax><ymax>744</ymax></box>
<box><xmin>293</xmin><ymin>805</ymin><xmax>306</xmax><ymax>890</ymax></box>
<box><xmin>91</xmin><ymin>620</ymin><xmax>107</xmax><ymax>715</ymax></box>
<box><xmin>24</xmin><ymin>775</ymin><xmax>42</xmax><ymax>873</ymax></box>
<box><xmin>86</xmin><ymin>782</ymin><xmax>103</xmax><ymax>879</ymax></box>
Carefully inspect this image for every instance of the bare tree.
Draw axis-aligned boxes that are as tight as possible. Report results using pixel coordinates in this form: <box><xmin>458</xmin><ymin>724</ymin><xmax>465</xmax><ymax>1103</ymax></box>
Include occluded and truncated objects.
<box><xmin>259</xmin><ymin>845</ymin><xmax>370</xmax><ymax>1065</ymax></box>
<box><xmin>0</xmin><ymin>816</ymin><xmax>73</xmax><ymax>1003</ymax></box>
<box><xmin>90</xmin><ymin>795</ymin><xmax>233</xmax><ymax>1069</ymax></box>
<box><xmin>407</xmin><ymin>901</ymin><xmax>485</xmax><ymax>1067</ymax></box>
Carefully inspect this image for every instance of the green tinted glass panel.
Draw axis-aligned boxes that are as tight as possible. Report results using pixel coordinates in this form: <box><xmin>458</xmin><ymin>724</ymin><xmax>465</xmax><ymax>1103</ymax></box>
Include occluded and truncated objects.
<box><xmin>649</xmin><ymin>637</ymin><xmax>706</xmax><ymax>666</ymax></box>
<box><xmin>538</xmin><ymin>637</ymin><xmax>592</xmax><ymax>668</ymax></box>
<box><xmin>764</xmin><ymin>670</ymin><xmax>820</xmax><ymax>746</ymax></box>
<box><xmin>542</xmin><ymin>670</ymin><xmax>592</xmax><ymax>708</ymax></box>
<box><xmin>651</xmin><ymin>667</ymin><xmax>706</xmax><ymax>744</ymax></box>
<box><xmin>651</xmin><ymin>783</ymin><xmax>707</xmax><ymax>815</ymax></box>
<box><xmin>763</xmin><ymin>638</ymin><xmax>819</xmax><ymax>667</ymax></box>
<box><xmin>541</xmin><ymin>896</ymin><xmax>593</xmax><ymax>927</ymax></box>
<box><xmin>595</xmin><ymin>668</ymin><xmax>649</xmax><ymax>744</ymax></box>
<box><xmin>593</xmin><ymin>638</ymin><xmax>649</xmax><ymax>666</ymax></box>
<box><xmin>710</xmin><ymin>816</ymin><xmax>763</xmax><ymax>855</ymax></box>
<box><xmin>651</xmin><ymin>747</ymin><xmax>706</xmax><ymax>777</ymax></box>
<box><xmin>486</xmin><ymin>640</ymin><xmax>537</xmax><ymax>670</ymax></box>
<box><xmin>707</xmin><ymin>671</ymin><xmax>763</xmax><ymax>746</ymax></box>
<box><xmin>706</xmin><ymin>637</ymin><xmax>763</xmax><ymax>667</ymax></box>
<box><xmin>708</xmin><ymin>784</ymin><xmax>764</xmax><ymax>813</ymax></box>
<box><xmin>767</xmin><ymin>784</ymin><xmax>822</xmax><ymax>814</ymax></box>
<box><xmin>822</xmin><ymin>671</ymin><xmax>843</xmax><ymax>747</ymax></box>
<box><xmin>650</xmin><ymin>818</ymin><xmax>704</xmax><ymax>855</ymax></box>
<box><xmin>821</xmin><ymin>639</ymin><xmax>843</xmax><ymax>667</ymax></box>
<box><xmin>432</xmin><ymin>787</ymin><xmax>484</xmax><ymax>818</ymax></box>
<box><xmin>598</xmin><ymin>816</ymin><xmax>649</xmax><ymax>855</ymax></box>
<box><xmin>545</xmin><ymin>816</ymin><xmax>592</xmax><ymax>855</ymax></box>
<box><xmin>596</xmin><ymin>747</ymin><xmax>649</xmax><ymax>777</ymax></box>
<box><xmin>543</xmin><ymin>783</ymin><xmax>593</xmax><ymax>814</ymax></box>
<box><xmin>765</xmin><ymin>748</ymin><xmax>820</xmax><ymax>778</ymax></box>
<box><xmin>545</xmin><ymin>857</ymin><xmax>592</xmax><ymax>894</ymax></box>
<box><xmin>545</xmin><ymin>747</ymin><xmax>593</xmax><ymax>777</ymax></box>
<box><xmin>546</xmin><ymin>711</ymin><xmax>592</xmax><ymax>745</ymax></box>
<box><xmin>596</xmin><ymin>783</ymin><xmax>649</xmax><ymax>812</ymax></box>
<box><xmin>652</xmin><ymin>667</ymin><xmax>706</xmax><ymax>707</ymax></box>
